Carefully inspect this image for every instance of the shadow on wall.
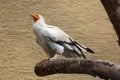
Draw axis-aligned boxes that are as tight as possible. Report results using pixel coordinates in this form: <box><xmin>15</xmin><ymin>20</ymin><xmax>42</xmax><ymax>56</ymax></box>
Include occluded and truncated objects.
<box><xmin>100</xmin><ymin>0</ymin><xmax>120</xmax><ymax>46</ymax></box>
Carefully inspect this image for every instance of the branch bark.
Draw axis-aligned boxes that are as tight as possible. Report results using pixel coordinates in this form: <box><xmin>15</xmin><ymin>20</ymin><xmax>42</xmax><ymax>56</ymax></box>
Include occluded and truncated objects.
<box><xmin>34</xmin><ymin>58</ymin><xmax>120</xmax><ymax>80</ymax></box>
<box><xmin>100</xmin><ymin>0</ymin><xmax>120</xmax><ymax>45</ymax></box>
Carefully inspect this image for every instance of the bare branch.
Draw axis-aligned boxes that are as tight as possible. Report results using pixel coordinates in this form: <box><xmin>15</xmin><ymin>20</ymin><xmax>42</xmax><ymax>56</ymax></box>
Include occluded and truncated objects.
<box><xmin>34</xmin><ymin>58</ymin><xmax>120</xmax><ymax>80</ymax></box>
<box><xmin>100</xmin><ymin>0</ymin><xmax>120</xmax><ymax>45</ymax></box>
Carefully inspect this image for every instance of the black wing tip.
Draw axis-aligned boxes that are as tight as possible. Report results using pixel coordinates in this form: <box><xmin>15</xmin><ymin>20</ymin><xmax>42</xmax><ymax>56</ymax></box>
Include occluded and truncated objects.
<box><xmin>86</xmin><ymin>48</ymin><xmax>95</xmax><ymax>54</ymax></box>
<box><xmin>83</xmin><ymin>55</ymin><xmax>87</xmax><ymax>59</ymax></box>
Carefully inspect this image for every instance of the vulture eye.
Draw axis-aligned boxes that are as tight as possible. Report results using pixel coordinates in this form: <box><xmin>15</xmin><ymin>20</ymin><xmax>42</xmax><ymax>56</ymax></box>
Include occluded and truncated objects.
<box><xmin>36</xmin><ymin>15</ymin><xmax>39</xmax><ymax>17</ymax></box>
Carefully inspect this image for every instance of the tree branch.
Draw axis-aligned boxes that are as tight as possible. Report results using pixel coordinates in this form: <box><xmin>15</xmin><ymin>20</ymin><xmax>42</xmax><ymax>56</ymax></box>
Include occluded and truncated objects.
<box><xmin>100</xmin><ymin>0</ymin><xmax>120</xmax><ymax>45</ymax></box>
<box><xmin>34</xmin><ymin>58</ymin><xmax>120</xmax><ymax>80</ymax></box>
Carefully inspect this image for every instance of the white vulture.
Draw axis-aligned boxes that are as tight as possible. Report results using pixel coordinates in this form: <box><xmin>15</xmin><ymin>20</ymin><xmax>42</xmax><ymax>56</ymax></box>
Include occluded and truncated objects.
<box><xmin>31</xmin><ymin>14</ymin><xmax>95</xmax><ymax>60</ymax></box>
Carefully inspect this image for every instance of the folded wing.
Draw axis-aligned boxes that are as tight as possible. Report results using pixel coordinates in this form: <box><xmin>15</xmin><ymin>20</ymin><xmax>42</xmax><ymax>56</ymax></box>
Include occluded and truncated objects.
<box><xmin>41</xmin><ymin>25</ymin><xmax>94</xmax><ymax>58</ymax></box>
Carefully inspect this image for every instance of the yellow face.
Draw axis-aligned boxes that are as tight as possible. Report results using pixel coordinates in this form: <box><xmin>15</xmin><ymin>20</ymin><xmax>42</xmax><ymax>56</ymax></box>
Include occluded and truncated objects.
<box><xmin>31</xmin><ymin>14</ymin><xmax>40</xmax><ymax>21</ymax></box>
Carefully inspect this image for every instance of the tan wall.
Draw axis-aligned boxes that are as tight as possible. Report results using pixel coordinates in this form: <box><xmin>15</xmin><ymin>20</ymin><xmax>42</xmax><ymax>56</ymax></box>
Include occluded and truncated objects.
<box><xmin>0</xmin><ymin>0</ymin><xmax>120</xmax><ymax>80</ymax></box>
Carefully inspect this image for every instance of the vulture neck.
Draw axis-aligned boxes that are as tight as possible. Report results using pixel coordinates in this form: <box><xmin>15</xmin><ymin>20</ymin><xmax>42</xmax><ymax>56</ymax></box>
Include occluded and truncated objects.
<box><xmin>38</xmin><ymin>19</ymin><xmax>47</xmax><ymax>26</ymax></box>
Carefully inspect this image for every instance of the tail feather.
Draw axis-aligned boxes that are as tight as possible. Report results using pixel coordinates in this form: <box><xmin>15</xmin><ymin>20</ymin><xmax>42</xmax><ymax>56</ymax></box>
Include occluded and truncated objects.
<box><xmin>74</xmin><ymin>45</ymin><xmax>86</xmax><ymax>58</ymax></box>
<box><xmin>68</xmin><ymin>38</ymin><xmax>86</xmax><ymax>58</ymax></box>
<box><xmin>68</xmin><ymin>39</ymin><xmax>94</xmax><ymax>58</ymax></box>
<box><xmin>72</xmin><ymin>43</ymin><xmax>86</xmax><ymax>59</ymax></box>
<box><xmin>86</xmin><ymin>48</ymin><xmax>95</xmax><ymax>54</ymax></box>
<box><xmin>74</xmin><ymin>41</ymin><xmax>95</xmax><ymax>54</ymax></box>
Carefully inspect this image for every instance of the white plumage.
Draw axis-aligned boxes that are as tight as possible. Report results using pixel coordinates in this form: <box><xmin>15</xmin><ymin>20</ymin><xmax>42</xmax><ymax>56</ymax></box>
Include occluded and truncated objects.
<box><xmin>31</xmin><ymin>14</ymin><xmax>95</xmax><ymax>59</ymax></box>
